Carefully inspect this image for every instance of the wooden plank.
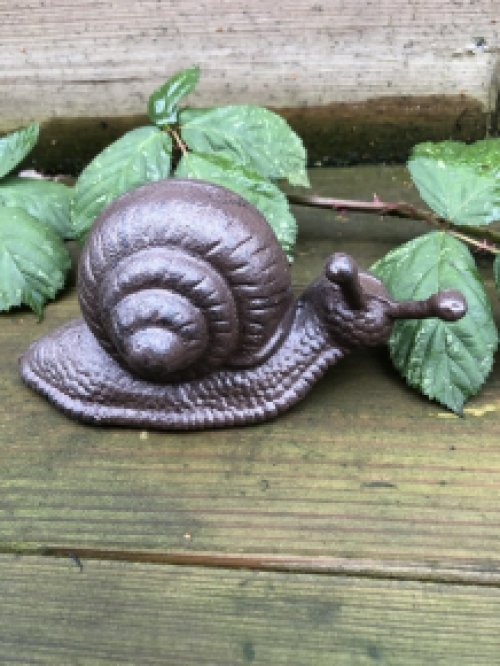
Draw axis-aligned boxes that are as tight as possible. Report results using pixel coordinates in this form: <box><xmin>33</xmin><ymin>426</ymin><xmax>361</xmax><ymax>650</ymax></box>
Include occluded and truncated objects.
<box><xmin>0</xmin><ymin>0</ymin><xmax>498</xmax><ymax>133</ymax></box>
<box><xmin>1</xmin><ymin>167</ymin><xmax>499</xmax><ymax>570</ymax></box>
<box><xmin>2</xmin><ymin>554</ymin><xmax>500</xmax><ymax>665</ymax></box>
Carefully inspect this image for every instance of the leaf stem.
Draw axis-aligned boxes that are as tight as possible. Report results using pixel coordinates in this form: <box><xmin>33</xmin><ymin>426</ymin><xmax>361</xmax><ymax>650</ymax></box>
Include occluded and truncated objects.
<box><xmin>447</xmin><ymin>230</ymin><xmax>500</xmax><ymax>254</ymax></box>
<box><xmin>169</xmin><ymin>129</ymin><xmax>187</xmax><ymax>156</ymax></box>
<box><xmin>287</xmin><ymin>193</ymin><xmax>500</xmax><ymax>254</ymax></box>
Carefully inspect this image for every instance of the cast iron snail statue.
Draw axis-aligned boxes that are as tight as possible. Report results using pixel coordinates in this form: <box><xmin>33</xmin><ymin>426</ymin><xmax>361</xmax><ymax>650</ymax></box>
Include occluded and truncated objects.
<box><xmin>20</xmin><ymin>179</ymin><xmax>467</xmax><ymax>430</ymax></box>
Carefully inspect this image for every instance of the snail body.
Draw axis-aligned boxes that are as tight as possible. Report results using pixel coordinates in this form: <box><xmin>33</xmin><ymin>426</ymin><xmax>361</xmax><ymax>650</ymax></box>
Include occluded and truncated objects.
<box><xmin>20</xmin><ymin>179</ymin><xmax>467</xmax><ymax>430</ymax></box>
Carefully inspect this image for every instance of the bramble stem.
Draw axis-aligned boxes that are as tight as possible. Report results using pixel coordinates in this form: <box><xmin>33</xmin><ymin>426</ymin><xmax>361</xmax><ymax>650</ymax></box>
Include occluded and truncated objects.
<box><xmin>287</xmin><ymin>193</ymin><xmax>500</xmax><ymax>255</ymax></box>
<box><xmin>169</xmin><ymin>129</ymin><xmax>187</xmax><ymax>156</ymax></box>
<box><xmin>447</xmin><ymin>230</ymin><xmax>500</xmax><ymax>254</ymax></box>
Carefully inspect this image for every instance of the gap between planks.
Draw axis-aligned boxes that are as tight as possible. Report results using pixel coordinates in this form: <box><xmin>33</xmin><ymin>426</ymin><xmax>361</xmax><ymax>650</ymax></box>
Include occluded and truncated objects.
<box><xmin>3</xmin><ymin>543</ymin><xmax>500</xmax><ymax>587</ymax></box>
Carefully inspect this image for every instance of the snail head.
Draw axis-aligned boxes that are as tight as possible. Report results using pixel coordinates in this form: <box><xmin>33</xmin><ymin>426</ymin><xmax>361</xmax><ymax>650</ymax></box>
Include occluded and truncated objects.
<box><xmin>313</xmin><ymin>253</ymin><xmax>467</xmax><ymax>350</ymax></box>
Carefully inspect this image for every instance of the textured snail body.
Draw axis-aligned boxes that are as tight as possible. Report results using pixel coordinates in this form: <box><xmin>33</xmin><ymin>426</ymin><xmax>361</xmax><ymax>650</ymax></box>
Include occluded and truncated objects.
<box><xmin>19</xmin><ymin>179</ymin><xmax>467</xmax><ymax>430</ymax></box>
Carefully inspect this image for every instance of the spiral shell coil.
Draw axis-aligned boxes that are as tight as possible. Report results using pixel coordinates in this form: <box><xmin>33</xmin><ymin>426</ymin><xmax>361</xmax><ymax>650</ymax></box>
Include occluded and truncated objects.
<box><xmin>77</xmin><ymin>180</ymin><xmax>294</xmax><ymax>381</ymax></box>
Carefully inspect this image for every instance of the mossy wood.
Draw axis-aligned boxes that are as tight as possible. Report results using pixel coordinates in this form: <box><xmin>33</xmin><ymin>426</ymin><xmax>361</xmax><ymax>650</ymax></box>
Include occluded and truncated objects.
<box><xmin>2</xmin><ymin>237</ymin><xmax>500</xmax><ymax>558</ymax></box>
<box><xmin>2</xmin><ymin>556</ymin><xmax>500</xmax><ymax>665</ymax></box>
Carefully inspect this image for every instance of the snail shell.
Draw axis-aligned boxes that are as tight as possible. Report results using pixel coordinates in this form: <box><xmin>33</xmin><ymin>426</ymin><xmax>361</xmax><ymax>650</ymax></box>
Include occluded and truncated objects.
<box><xmin>78</xmin><ymin>179</ymin><xmax>294</xmax><ymax>382</ymax></box>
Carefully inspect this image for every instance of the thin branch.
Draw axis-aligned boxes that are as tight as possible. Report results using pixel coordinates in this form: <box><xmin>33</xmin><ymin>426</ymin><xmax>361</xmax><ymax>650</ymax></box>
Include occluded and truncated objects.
<box><xmin>169</xmin><ymin>129</ymin><xmax>187</xmax><ymax>156</ymax></box>
<box><xmin>287</xmin><ymin>193</ymin><xmax>500</xmax><ymax>253</ymax></box>
<box><xmin>448</xmin><ymin>230</ymin><xmax>500</xmax><ymax>254</ymax></box>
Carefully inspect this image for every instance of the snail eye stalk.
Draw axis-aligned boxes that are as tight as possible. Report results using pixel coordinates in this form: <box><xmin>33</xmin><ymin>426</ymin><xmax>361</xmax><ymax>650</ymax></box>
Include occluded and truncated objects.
<box><xmin>324</xmin><ymin>253</ymin><xmax>367</xmax><ymax>311</ymax></box>
<box><xmin>388</xmin><ymin>290</ymin><xmax>467</xmax><ymax>322</ymax></box>
<box><xmin>324</xmin><ymin>253</ymin><xmax>467</xmax><ymax>325</ymax></box>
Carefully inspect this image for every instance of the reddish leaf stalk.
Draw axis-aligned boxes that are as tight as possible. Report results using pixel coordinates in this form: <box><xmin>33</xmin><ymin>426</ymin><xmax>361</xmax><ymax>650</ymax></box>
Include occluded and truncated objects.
<box><xmin>169</xmin><ymin>128</ymin><xmax>187</xmax><ymax>156</ymax></box>
<box><xmin>287</xmin><ymin>193</ymin><xmax>500</xmax><ymax>255</ymax></box>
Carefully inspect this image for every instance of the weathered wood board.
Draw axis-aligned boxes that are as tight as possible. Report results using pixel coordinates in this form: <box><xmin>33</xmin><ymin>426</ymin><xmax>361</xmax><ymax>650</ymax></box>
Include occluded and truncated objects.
<box><xmin>1</xmin><ymin>166</ymin><xmax>500</xmax><ymax>662</ymax></box>
<box><xmin>0</xmin><ymin>1</ymin><xmax>499</xmax><ymax>168</ymax></box>
<box><xmin>1</xmin><ymin>0</ymin><xmax>499</xmax><ymax>126</ymax></box>
<box><xmin>2</xmin><ymin>555</ymin><xmax>500</xmax><ymax>665</ymax></box>
<box><xmin>1</xmin><ymin>167</ymin><xmax>500</xmax><ymax>571</ymax></box>
<box><xmin>2</xmin><ymin>261</ymin><xmax>500</xmax><ymax>566</ymax></box>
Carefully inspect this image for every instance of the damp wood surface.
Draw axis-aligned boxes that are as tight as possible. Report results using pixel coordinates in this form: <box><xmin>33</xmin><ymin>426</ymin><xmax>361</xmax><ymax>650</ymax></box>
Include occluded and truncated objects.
<box><xmin>1</xmin><ymin>0</ymin><xmax>499</xmax><ymax>169</ymax></box>
<box><xmin>1</xmin><ymin>167</ymin><xmax>500</xmax><ymax>662</ymax></box>
<box><xmin>2</xmin><ymin>556</ymin><xmax>500</xmax><ymax>665</ymax></box>
<box><xmin>2</xmin><ymin>247</ymin><xmax>500</xmax><ymax>564</ymax></box>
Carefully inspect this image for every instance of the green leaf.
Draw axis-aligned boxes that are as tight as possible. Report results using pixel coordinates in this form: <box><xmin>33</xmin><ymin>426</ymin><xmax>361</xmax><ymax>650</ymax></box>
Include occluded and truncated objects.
<box><xmin>371</xmin><ymin>231</ymin><xmax>498</xmax><ymax>414</ymax></box>
<box><xmin>148</xmin><ymin>66</ymin><xmax>200</xmax><ymax>127</ymax></box>
<box><xmin>180</xmin><ymin>105</ymin><xmax>309</xmax><ymax>187</ymax></box>
<box><xmin>71</xmin><ymin>126</ymin><xmax>172</xmax><ymax>240</ymax></box>
<box><xmin>0</xmin><ymin>207</ymin><xmax>71</xmax><ymax>318</ymax></box>
<box><xmin>175</xmin><ymin>152</ymin><xmax>297</xmax><ymax>259</ymax></box>
<box><xmin>412</xmin><ymin>139</ymin><xmax>500</xmax><ymax>171</ymax></box>
<box><xmin>0</xmin><ymin>177</ymin><xmax>73</xmax><ymax>239</ymax></box>
<box><xmin>408</xmin><ymin>139</ymin><xmax>500</xmax><ymax>226</ymax></box>
<box><xmin>0</xmin><ymin>124</ymin><xmax>39</xmax><ymax>179</ymax></box>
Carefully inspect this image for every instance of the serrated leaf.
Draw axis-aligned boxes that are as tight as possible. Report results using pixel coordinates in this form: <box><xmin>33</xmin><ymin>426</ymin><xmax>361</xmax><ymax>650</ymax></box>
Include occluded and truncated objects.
<box><xmin>180</xmin><ymin>105</ymin><xmax>309</xmax><ymax>187</ymax></box>
<box><xmin>71</xmin><ymin>126</ymin><xmax>172</xmax><ymax>240</ymax></box>
<box><xmin>408</xmin><ymin>139</ymin><xmax>500</xmax><ymax>226</ymax></box>
<box><xmin>175</xmin><ymin>152</ymin><xmax>297</xmax><ymax>259</ymax></box>
<box><xmin>0</xmin><ymin>207</ymin><xmax>71</xmax><ymax>318</ymax></box>
<box><xmin>371</xmin><ymin>231</ymin><xmax>498</xmax><ymax>414</ymax></box>
<box><xmin>0</xmin><ymin>177</ymin><xmax>73</xmax><ymax>239</ymax></box>
<box><xmin>412</xmin><ymin>139</ymin><xmax>500</xmax><ymax>171</ymax></box>
<box><xmin>0</xmin><ymin>124</ymin><xmax>39</xmax><ymax>179</ymax></box>
<box><xmin>148</xmin><ymin>66</ymin><xmax>200</xmax><ymax>127</ymax></box>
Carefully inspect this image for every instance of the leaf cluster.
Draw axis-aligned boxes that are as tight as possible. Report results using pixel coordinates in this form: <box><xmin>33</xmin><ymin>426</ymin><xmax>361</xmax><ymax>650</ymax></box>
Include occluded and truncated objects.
<box><xmin>0</xmin><ymin>125</ymin><xmax>73</xmax><ymax>317</ymax></box>
<box><xmin>71</xmin><ymin>65</ymin><xmax>309</xmax><ymax>258</ymax></box>
<box><xmin>372</xmin><ymin>140</ymin><xmax>500</xmax><ymax>414</ymax></box>
<box><xmin>0</xmin><ymin>66</ymin><xmax>308</xmax><ymax>319</ymax></box>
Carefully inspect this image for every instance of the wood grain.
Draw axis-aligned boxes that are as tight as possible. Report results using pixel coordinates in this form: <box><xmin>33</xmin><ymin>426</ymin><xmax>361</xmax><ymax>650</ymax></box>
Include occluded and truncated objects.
<box><xmin>2</xmin><ymin>555</ymin><xmax>500</xmax><ymax>665</ymax></box>
<box><xmin>0</xmin><ymin>0</ymin><xmax>499</xmax><ymax>132</ymax></box>
<box><xmin>1</xmin><ymin>168</ymin><xmax>499</xmax><ymax>573</ymax></box>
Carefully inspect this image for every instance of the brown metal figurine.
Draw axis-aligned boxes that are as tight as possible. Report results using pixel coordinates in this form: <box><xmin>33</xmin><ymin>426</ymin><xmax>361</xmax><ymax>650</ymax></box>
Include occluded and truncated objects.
<box><xmin>20</xmin><ymin>179</ymin><xmax>467</xmax><ymax>429</ymax></box>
